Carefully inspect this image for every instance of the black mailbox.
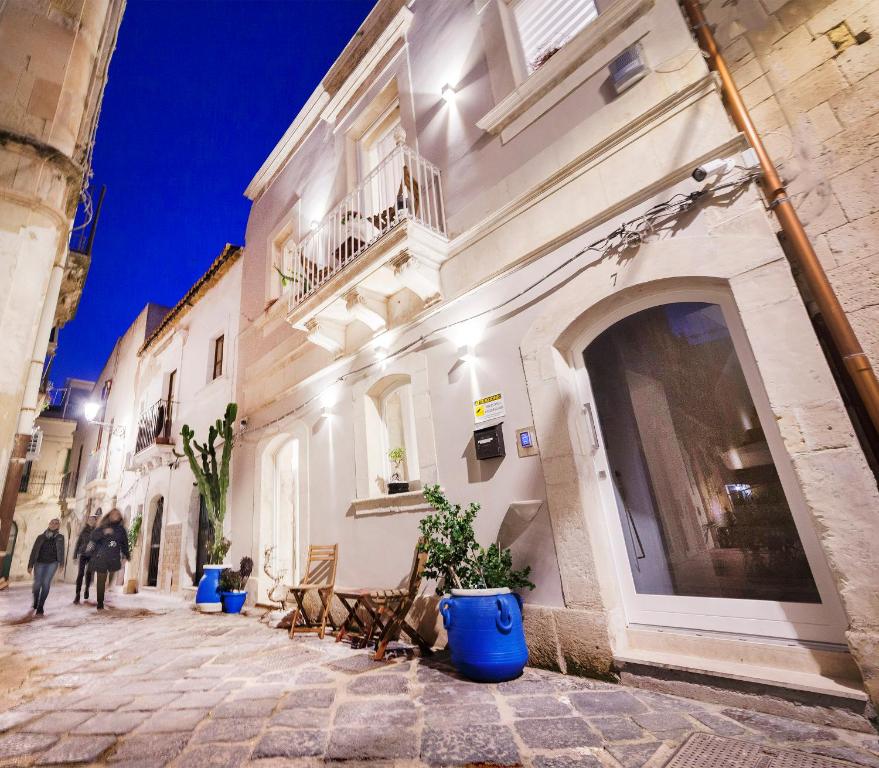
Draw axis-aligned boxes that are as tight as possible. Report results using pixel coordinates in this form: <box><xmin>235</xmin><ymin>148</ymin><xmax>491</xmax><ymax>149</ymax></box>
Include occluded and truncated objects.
<box><xmin>474</xmin><ymin>423</ymin><xmax>505</xmax><ymax>460</ymax></box>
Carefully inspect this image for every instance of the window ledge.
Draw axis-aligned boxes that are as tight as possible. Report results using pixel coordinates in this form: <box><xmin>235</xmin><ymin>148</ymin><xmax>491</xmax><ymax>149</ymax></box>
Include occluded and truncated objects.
<box><xmin>350</xmin><ymin>489</ymin><xmax>432</xmax><ymax>517</ymax></box>
<box><xmin>476</xmin><ymin>0</ymin><xmax>654</xmax><ymax>143</ymax></box>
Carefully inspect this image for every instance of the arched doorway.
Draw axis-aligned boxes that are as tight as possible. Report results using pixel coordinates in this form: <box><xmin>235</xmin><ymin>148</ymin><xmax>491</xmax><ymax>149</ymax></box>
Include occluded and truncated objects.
<box><xmin>147</xmin><ymin>497</ymin><xmax>164</xmax><ymax>587</ymax></box>
<box><xmin>575</xmin><ymin>290</ymin><xmax>846</xmax><ymax>642</ymax></box>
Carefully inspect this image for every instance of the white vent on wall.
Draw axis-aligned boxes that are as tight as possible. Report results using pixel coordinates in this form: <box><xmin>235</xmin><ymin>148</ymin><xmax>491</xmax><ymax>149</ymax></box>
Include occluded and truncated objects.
<box><xmin>609</xmin><ymin>43</ymin><xmax>649</xmax><ymax>95</ymax></box>
<box><xmin>514</xmin><ymin>0</ymin><xmax>598</xmax><ymax>72</ymax></box>
<box><xmin>26</xmin><ymin>428</ymin><xmax>43</xmax><ymax>461</ymax></box>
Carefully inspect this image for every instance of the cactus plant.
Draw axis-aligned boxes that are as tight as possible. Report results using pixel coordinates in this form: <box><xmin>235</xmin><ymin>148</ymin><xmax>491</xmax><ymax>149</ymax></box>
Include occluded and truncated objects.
<box><xmin>180</xmin><ymin>402</ymin><xmax>237</xmax><ymax>564</ymax></box>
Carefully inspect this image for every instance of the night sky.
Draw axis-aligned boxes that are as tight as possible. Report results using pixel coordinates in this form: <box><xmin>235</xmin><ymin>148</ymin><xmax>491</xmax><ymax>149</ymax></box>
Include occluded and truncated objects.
<box><xmin>52</xmin><ymin>0</ymin><xmax>375</xmax><ymax>386</ymax></box>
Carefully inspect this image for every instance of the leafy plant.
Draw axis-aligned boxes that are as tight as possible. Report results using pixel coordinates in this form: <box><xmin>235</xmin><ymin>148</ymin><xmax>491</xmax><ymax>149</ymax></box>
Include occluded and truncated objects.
<box><xmin>127</xmin><ymin>512</ymin><xmax>142</xmax><ymax>553</ymax></box>
<box><xmin>388</xmin><ymin>446</ymin><xmax>406</xmax><ymax>481</ymax></box>
<box><xmin>179</xmin><ymin>402</ymin><xmax>237</xmax><ymax>564</ymax></box>
<box><xmin>418</xmin><ymin>485</ymin><xmax>534</xmax><ymax>594</ymax></box>
<box><xmin>219</xmin><ymin>556</ymin><xmax>253</xmax><ymax>592</ymax></box>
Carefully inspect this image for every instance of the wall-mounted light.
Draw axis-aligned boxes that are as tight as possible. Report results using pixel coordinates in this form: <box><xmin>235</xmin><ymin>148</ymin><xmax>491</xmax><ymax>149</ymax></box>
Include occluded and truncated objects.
<box><xmin>83</xmin><ymin>401</ymin><xmax>101</xmax><ymax>421</ymax></box>
<box><xmin>442</xmin><ymin>84</ymin><xmax>457</xmax><ymax>103</ymax></box>
<box><xmin>310</xmin><ymin>220</ymin><xmax>319</xmax><ymax>231</ymax></box>
<box><xmin>82</xmin><ymin>401</ymin><xmax>126</xmax><ymax>436</ymax></box>
<box><xmin>320</xmin><ymin>381</ymin><xmax>341</xmax><ymax>409</ymax></box>
<box><xmin>320</xmin><ymin>405</ymin><xmax>334</xmax><ymax>419</ymax></box>
<box><xmin>457</xmin><ymin>344</ymin><xmax>475</xmax><ymax>363</ymax></box>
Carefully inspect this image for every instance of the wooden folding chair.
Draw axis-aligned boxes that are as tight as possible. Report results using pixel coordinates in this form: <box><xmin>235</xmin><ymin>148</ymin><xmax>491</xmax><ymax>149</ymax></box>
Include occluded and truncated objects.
<box><xmin>335</xmin><ymin>539</ymin><xmax>432</xmax><ymax>660</ymax></box>
<box><xmin>288</xmin><ymin>544</ymin><xmax>338</xmax><ymax>640</ymax></box>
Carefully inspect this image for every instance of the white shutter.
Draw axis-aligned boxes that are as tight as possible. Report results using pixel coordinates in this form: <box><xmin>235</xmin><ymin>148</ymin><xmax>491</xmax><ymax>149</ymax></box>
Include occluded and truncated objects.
<box><xmin>26</xmin><ymin>428</ymin><xmax>43</xmax><ymax>461</ymax></box>
<box><xmin>514</xmin><ymin>0</ymin><xmax>598</xmax><ymax>72</ymax></box>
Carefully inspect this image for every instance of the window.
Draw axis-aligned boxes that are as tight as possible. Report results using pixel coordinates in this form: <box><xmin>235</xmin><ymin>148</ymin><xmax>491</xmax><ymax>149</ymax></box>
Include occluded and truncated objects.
<box><xmin>380</xmin><ymin>381</ymin><xmax>417</xmax><ymax>485</ymax></box>
<box><xmin>212</xmin><ymin>336</ymin><xmax>224</xmax><ymax>380</ymax></box>
<box><xmin>513</xmin><ymin>0</ymin><xmax>598</xmax><ymax>73</ymax></box>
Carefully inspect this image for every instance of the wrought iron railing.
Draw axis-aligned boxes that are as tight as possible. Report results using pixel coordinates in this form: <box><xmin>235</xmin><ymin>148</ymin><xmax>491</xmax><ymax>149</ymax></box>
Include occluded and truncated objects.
<box><xmin>19</xmin><ymin>470</ymin><xmax>47</xmax><ymax>495</ymax></box>
<box><xmin>135</xmin><ymin>398</ymin><xmax>173</xmax><ymax>454</ymax></box>
<box><xmin>59</xmin><ymin>472</ymin><xmax>75</xmax><ymax>499</ymax></box>
<box><xmin>285</xmin><ymin>144</ymin><xmax>446</xmax><ymax>308</ymax></box>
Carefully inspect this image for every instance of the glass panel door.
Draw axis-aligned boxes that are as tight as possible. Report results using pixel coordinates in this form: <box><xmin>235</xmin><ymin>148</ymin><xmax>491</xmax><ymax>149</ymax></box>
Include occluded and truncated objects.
<box><xmin>578</xmin><ymin>295</ymin><xmax>846</xmax><ymax>642</ymax></box>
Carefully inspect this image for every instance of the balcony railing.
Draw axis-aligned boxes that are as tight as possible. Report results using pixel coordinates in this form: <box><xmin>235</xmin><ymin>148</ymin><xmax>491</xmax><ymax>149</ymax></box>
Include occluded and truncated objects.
<box><xmin>135</xmin><ymin>398</ymin><xmax>173</xmax><ymax>454</ymax></box>
<box><xmin>285</xmin><ymin>144</ymin><xmax>446</xmax><ymax>308</ymax></box>
<box><xmin>59</xmin><ymin>472</ymin><xmax>75</xmax><ymax>499</ymax></box>
<box><xmin>19</xmin><ymin>470</ymin><xmax>47</xmax><ymax>496</ymax></box>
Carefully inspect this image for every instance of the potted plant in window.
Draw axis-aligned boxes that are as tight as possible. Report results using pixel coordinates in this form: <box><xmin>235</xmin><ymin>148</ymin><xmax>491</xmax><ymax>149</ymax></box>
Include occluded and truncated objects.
<box><xmin>218</xmin><ymin>556</ymin><xmax>253</xmax><ymax>614</ymax></box>
<box><xmin>387</xmin><ymin>446</ymin><xmax>409</xmax><ymax>494</ymax></box>
<box><xmin>419</xmin><ymin>485</ymin><xmax>534</xmax><ymax>682</ymax></box>
<box><xmin>179</xmin><ymin>402</ymin><xmax>236</xmax><ymax>613</ymax></box>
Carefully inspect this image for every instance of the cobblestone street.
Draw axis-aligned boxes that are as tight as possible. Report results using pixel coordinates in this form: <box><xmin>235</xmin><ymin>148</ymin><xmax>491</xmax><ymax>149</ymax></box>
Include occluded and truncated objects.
<box><xmin>1</xmin><ymin>582</ymin><xmax>877</xmax><ymax>768</ymax></box>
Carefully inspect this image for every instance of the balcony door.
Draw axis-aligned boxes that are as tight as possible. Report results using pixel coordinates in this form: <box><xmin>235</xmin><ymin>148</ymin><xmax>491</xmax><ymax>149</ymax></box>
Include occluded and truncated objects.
<box><xmin>575</xmin><ymin>289</ymin><xmax>847</xmax><ymax>643</ymax></box>
<box><xmin>358</xmin><ymin>101</ymin><xmax>402</xmax><ymax>230</ymax></box>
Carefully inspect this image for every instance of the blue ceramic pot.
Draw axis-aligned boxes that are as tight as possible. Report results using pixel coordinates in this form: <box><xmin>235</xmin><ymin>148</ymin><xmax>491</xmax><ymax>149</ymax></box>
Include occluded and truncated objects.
<box><xmin>220</xmin><ymin>591</ymin><xmax>247</xmax><ymax>614</ymax></box>
<box><xmin>439</xmin><ymin>588</ymin><xmax>528</xmax><ymax>683</ymax></box>
<box><xmin>195</xmin><ymin>565</ymin><xmax>224</xmax><ymax>613</ymax></box>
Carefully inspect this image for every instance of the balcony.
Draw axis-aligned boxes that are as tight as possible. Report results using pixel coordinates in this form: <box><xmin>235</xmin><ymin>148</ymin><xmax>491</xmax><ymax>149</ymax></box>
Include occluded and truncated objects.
<box><xmin>132</xmin><ymin>399</ymin><xmax>175</xmax><ymax>470</ymax></box>
<box><xmin>284</xmin><ymin>144</ymin><xmax>450</xmax><ymax>357</ymax></box>
<box><xmin>19</xmin><ymin>470</ymin><xmax>47</xmax><ymax>496</ymax></box>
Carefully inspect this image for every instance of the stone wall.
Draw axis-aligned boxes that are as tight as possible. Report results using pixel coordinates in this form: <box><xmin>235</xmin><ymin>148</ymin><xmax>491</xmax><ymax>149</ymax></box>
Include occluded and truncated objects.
<box><xmin>706</xmin><ymin>0</ymin><xmax>879</xmax><ymax>369</ymax></box>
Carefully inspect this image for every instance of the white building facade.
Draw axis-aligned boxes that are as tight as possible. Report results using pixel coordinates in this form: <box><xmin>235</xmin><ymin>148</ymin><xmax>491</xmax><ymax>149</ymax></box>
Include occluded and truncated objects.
<box><xmin>227</xmin><ymin>0</ymin><xmax>879</xmax><ymax>724</ymax></box>
<box><xmin>66</xmin><ymin>246</ymin><xmax>242</xmax><ymax>595</ymax></box>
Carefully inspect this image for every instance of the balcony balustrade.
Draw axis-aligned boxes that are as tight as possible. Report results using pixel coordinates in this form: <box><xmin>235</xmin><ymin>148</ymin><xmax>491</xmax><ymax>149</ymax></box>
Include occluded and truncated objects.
<box><xmin>19</xmin><ymin>470</ymin><xmax>47</xmax><ymax>496</ymax></box>
<box><xmin>135</xmin><ymin>398</ymin><xmax>174</xmax><ymax>455</ymax></box>
<box><xmin>283</xmin><ymin>145</ymin><xmax>450</xmax><ymax>357</ymax></box>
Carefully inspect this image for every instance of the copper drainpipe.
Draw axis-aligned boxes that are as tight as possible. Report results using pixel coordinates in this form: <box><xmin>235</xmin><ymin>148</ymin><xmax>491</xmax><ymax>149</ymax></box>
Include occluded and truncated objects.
<box><xmin>680</xmin><ymin>0</ymin><xmax>879</xmax><ymax>434</ymax></box>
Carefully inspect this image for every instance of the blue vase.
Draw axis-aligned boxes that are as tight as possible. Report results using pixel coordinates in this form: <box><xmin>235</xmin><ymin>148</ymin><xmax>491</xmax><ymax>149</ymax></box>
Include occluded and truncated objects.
<box><xmin>439</xmin><ymin>588</ymin><xmax>528</xmax><ymax>683</ymax></box>
<box><xmin>220</xmin><ymin>591</ymin><xmax>247</xmax><ymax>614</ymax></box>
<box><xmin>195</xmin><ymin>565</ymin><xmax>224</xmax><ymax>613</ymax></box>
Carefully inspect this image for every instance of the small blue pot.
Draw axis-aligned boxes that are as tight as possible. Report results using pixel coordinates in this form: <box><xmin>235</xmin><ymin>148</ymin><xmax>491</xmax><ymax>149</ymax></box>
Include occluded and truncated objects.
<box><xmin>195</xmin><ymin>565</ymin><xmax>224</xmax><ymax>613</ymax></box>
<box><xmin>220</xmin><ymin>591</ymin><xmax>247</xmax><ymax>614</ymax></box>
<box><xmin>440</xmin><ymin>588</ymin><xmax>528</xmax><ymax>683</ymax></box>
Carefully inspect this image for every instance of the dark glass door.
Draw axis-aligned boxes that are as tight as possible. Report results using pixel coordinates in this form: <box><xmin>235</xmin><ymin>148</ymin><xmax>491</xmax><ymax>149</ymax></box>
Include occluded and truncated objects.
<box><xmin>194</xmin><ymin>495</ymin><xmax>213</xmax><ymax>585</ymax></box>
<box><xmin>0</xmin><ymin>522</ymin><xmax>17</xmax><ymax>580</ymax></box>
<box><xmin>147</xmin><ymin>498</ymin><xmax>163</xmax><ymax>587</ymax></box>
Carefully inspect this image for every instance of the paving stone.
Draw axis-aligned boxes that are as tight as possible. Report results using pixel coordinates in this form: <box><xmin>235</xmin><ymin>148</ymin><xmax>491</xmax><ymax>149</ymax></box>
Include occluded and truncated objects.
<box><xmin>422</xmin><ymin>703</ymin><xmax>502</xmax><ymax>726</ymax></box>
<box><xmin>419</xmin><ymin>682</ymin><xmax>496</xmax><ymax>706</ymax></box>
<box><xmin>0</xmin><ymin>732</ymin><xmax>58</xmax><ymax>757</ymax></box>
<box><xmin>228</xmin><ymin>683</ymin><xmax>291</xmax><ymax>699</ymax></box>
<box><xmin>588</xmin><ymin>715</ymin><xmax>644</xmax><ymax>741</ymax></box>
<box><xmin>21</xmin><ymin>710</ymin><xmax>93</xmax><ymax>733</ymax></box>
<box><xmin>532</xmin><ymin>755</ymin><xmax>603</xmax><ymax>768</ymax></box>
<box><xmin>251</xmin><ymin>728</ymin><xmax>326</xmax><ymax>758</ymax></box>
<box><xmin>808</xmin><ymin>744</ymin><xmax>879</xmax><ymax>768</ymax></box>
<box><xmin>327</xmin><ymin>727</ymin><xmax>417</xmax><ymax>760</ymax></box>
<box><xmin>270</xmin><ymin>708</ymin><xmax>331</xmax><ymax>729</ymax></box>
<box><xmin>35</xmin><ymin>735</ymin><xmax>116</xmax><ymax>764</ymax></box>
<box><xmin>280</xmin><ymin>687</ymin><xmax>335</xmax><ymax>708</ymax></box>
<box><xmin>722</xmin><ymin>708</ymin><xmax>838</xmax><ymax>741</ymax></box>
<box><xmin>690</xmin><ymin>711</ymin><xmax>746</xmax><ymax>736</ymax></box>
<box><xmin>326</xmin><ymin>655</ymin><xmax>393</xmax><ymax>674</ymax></box>
<box><xmin>122</xmin><ymin>692</ymin><xmax>182</xmax><ymax>711</ymax></box>
<box><xmin>174</xmin><ymin>744</ymin><xmax>251</xmax><ymax>767</ymax></box>
<box><xmin>515</xmin><ymin>716</ymin><xmax>601</xmax><ymax>749</ymax></box>
<box><xmin>347</xmin><ymin>673</ymin><xmax>409</xmax><ymax>695</ymax></box>
<box><xmin>168</xmin><ymin>690</ymin><xmax>228</xmax><ymax>709</ymax></box>
<box><xmin>191</xmin><ymin>716</ymin><xmax>266</xmax><ymax>743</ymax></box>
<box><xmin>108</xmin><ymin>733</ymin><xmax>190</xmax><ymax>763</ymax></box>
<box><xmin>636</xmin><ymin>691</ymin><xmax>707</xmax><ymax>712</ymax></box>
<box><xmin>137</xmin><ymin>708</ymin><xmax>209</xmax><ymax>733</ymax></box>
<box><xmin>172</xmin><ymin>678</ymin><xmax>218</xmax><ymax>692</ymax></box>
<box><xmin>69</xmin><ymin>694</ymin><xmax>136</xmax><ymax>711</ymax></box>
<box><xmin>421</xmin><ymin>724</ymin><xmax>520</xmax><ymax>766</ymax></box>
<box><xmin>73</xmin><ymin>710</ymin><xmax>151</xmax><ymax>735</ymax></box>
<box><xmin>335</xmin><ymin>699</ymin><xmax>417</xmax><ymax>728</ymax></box>
<box><xmin>632</xmin><ymin>711</ymin><xmax>694</xmax><ymax>734</ymax></box>
<box><xmin>570</xmin><ymin>690</ymin><xmax>648</xmax><ymax>716</ymax></box>
<box><xmin>296</xmin><ymin>667</ymin><xmax>333</xmax><ymax>684</ymax></box>
<box><xmin>0</xmin><ymin>709</ymin><xmax>38</xmax><ymax>732</ymax></box>
<box><xmin>607</xmin><ymin>741</ymin><xmax>664</xmax><ymax>768</ymax></box>
<box><xmin>508</xmin><ymin>694</ymin><xmax>573</xmax><ymax>718</ymax></box>
<box><xmin>211</xmin><ymin>697</ymin><xmax>277</xmax><ymax>718</ymax></box>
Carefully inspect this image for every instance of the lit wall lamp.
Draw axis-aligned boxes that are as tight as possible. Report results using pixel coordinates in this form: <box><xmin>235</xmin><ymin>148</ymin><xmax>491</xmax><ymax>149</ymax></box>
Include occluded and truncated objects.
<box><xmin>442</xmin><ymin>84</ymin><xmax>457</xmax><ymax>103</ymax></box>
<box><xmin>310</xmin><ymin>220</ymin><xmax>319</xmax><ymax>231</ymax></box>
<box><xmin>82</xmin><ymin>401</ymin><xmax>126</xmax><ymax>436</ymax></box>
<box><xmin>457</xmin><ymin>344</ymin><xmax>475</xmax><ymax>363</ymax></box>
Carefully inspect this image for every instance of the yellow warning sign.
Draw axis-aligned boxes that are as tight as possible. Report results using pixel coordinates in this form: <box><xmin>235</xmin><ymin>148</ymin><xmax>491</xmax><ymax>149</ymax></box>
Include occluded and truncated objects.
<box><xmin>473</xmin><ymin>392</ymin><xmax>505</xmax><ymax>424</ymax></box>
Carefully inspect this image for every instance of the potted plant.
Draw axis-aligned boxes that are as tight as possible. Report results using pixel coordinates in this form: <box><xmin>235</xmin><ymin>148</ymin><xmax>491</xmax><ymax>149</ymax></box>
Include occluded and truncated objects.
<box><xmin>123</xmin><ymin>511</ymin><xmax>142</xmax><ymax>594</ymax></box>
<box><xmin>218</xmin><ymin>556</ymin><xmax>253</xmax><ymax>614</ymax></box>
<box><xmin>419</xmin><ymin>485</ymin><xmax>534</xmax><ymax>682</ymax></box>
<box><xmin>387</xmin><ymin>446</ymin><xmax>408</xmax><ymax>494</ymax></box>
<box><xmin>179</xmin><ymin>402</ymin><xmax>236</xmax><ymax>613</ymax></box>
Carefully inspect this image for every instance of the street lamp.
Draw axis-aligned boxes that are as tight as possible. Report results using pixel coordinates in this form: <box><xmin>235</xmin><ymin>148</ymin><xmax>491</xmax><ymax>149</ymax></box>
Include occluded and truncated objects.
<box><xmin>82</xmin><ymin>401</ymin><xmax>126</xmax><ymax>436</ymax></box>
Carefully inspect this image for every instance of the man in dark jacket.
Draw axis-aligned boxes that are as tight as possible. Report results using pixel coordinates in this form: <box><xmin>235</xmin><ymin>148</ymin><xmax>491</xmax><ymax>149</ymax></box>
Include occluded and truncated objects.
<box><xmin>27</xmin><ymin>518</ymin><xmax>65</xmax><ymax>615</ymax></box>
<box><xmin>73</xmin><ymin>512</ymin><xmax>99</xmax><ymax>604</ymax></box>
<box><xmin>90</xmin><ymin>509</ymin><xmax>129</xmax><ymax>610</ymax></box>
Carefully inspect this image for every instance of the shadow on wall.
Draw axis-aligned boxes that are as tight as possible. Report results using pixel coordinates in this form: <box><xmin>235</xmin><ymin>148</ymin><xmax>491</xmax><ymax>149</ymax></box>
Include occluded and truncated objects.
<box><xmin>463</xmin><ymin>434</ymin><xmax>503</xmax><ymax>483</ymax></box>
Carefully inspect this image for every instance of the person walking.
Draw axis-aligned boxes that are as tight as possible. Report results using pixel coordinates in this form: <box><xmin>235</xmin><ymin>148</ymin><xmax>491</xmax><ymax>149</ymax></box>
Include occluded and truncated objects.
<box><xmin>73</xmin><ymin>512</ymin><xmax>99</xmax><ymax>604</ymax></box>
<box><xmin>89</xmin><ymin>509</ymin><xmax>129</xmax><ymax>610</ymax></box>
<box><xmin>27</xmin><ymin>518</ymin><xmax>65</xmax><ymax>615</ymax></box>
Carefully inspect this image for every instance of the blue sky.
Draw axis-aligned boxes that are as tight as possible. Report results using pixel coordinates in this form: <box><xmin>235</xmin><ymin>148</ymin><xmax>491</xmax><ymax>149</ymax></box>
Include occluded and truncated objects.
<box><xmin>53</xmin><ymin>0</ymin><xmax>375</xmax><ymax>385</ymax></box>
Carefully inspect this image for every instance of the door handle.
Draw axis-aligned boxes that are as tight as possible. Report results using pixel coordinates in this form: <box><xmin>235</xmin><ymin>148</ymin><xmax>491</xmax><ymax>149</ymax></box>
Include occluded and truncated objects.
<box><xmin>583</xmin><ymin>403</ymin><xmax>600</xmax><ymax>449</ymax></box>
